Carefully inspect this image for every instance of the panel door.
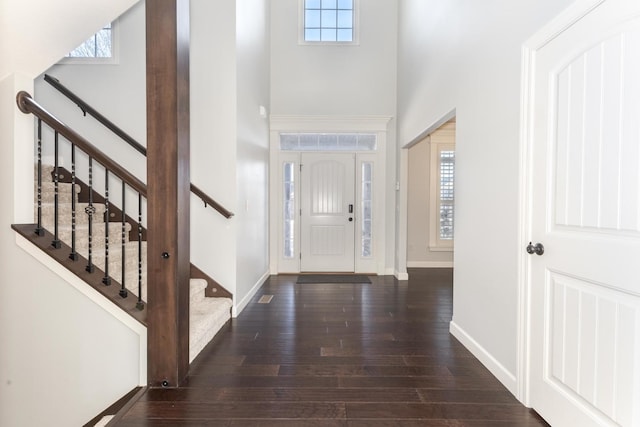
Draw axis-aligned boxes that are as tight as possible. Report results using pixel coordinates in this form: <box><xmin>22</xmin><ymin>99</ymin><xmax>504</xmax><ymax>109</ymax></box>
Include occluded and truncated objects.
<box><xmin>300</xmin><ymin>153</ymin><xmax>355</xmax><ymax>272</ymax></box>
<box><xmin>529</xmin><ymin>1</ymin><xmax>640</xmax><ymax>426</ymax></box>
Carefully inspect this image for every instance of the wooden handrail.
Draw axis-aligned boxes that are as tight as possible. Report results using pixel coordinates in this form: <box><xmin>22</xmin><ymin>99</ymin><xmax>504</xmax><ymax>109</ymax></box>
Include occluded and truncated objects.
<box><xmin>43</xmin><ymin>74</ymin><xmax>234</xmax><ymax>219</ymax></box>
<box><xmin>17</xmin><ymin>91</ymin><xmax>147</xmax><ymax>197</ymax></box>
<box><xmin>190</xmin><ymin>183</ymin><xmax>234</xmax><ymax>219</ymax></box>
<box><xmin>44</xmin><ymin>74</ymin><xmax>147</xmax><ymax>156</ymax></box>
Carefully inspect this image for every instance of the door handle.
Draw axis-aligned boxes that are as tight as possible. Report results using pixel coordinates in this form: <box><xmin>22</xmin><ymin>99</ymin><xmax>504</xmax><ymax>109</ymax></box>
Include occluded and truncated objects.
<box><xmin>348</xmin><ymin>204</ymin><xmax>353</xmax><ymax>213</ymax></box>
<box><xmin>526</xmin><ymin>242</ymin><xmax>544</xmax><ymax>256</ymax></box>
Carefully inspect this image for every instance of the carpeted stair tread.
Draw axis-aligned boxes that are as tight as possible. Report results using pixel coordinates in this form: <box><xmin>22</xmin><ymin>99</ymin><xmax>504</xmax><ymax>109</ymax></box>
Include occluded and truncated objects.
<box><xmin>190</xmin><ymin>297</ymin><xmax>232</xmax><ymax>363</ymax></box>
<box><xmin>39</xmin><ymin>182</ymin><xmax>82</xmax><ymax>204</ymax></box>
<box><xmin>190</xmin><ymin>278</ymin><xmax>208</xmax><ymax>304</ymax></box>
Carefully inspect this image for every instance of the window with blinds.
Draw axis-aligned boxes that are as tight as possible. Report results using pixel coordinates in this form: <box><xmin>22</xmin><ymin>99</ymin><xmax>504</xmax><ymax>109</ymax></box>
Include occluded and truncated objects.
<box><xmin>429</xmin><ymin>142</ymin><xmax>455</xmax><ymax>250</ymax></box>
<box><xmin>439</xmin><ymin>150</ymin><xmax>455</xmax><ymax>240</ymax></box>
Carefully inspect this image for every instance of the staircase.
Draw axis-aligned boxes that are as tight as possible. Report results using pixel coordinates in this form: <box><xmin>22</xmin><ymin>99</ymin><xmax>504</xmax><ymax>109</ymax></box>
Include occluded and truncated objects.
<box><xmin>37</xmin><ymin>163</ymin><xmax>232</xmax><ymax>363</ymax></box>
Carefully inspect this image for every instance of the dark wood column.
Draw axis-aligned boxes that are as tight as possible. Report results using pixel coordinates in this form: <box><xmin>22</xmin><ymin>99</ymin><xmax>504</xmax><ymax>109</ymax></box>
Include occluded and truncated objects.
<box><xmin>146</xmin><ymin>0</ymin><xmax>191</xmax><ymax>387</ymax></box>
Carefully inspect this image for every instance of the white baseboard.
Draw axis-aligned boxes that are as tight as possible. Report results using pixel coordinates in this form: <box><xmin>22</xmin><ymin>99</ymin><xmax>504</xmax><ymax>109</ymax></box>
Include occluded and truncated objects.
<box><xmin>449</xmin><ymin>320</ymin><xmax>517</xmax><ymax>395</ymax></box>
<box><xmin>394</xmin><ymin>269</ymin><xmax>409</xmax><ymax>280</ymax></box>
<box><xmin>407</xmin><ymin>261</ymin><xmax>454</xmax><ymax>268</ymax></box>
<box><xmin>233</xmin><ymin>270</ymin><xmax>270</xmax><ymax>318</ymax></box>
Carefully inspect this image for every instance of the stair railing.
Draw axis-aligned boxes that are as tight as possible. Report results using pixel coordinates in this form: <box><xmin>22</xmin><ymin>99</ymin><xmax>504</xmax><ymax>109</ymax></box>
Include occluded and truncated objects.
<box><xmin>44</xmin><ymin>74</ymin><xmax>234</xmax><ymax>218</ymax></box>
<box><xmin>18</xmin><ymin>91</ymin><xmax>146</xmax><ymax>309</ymax></box>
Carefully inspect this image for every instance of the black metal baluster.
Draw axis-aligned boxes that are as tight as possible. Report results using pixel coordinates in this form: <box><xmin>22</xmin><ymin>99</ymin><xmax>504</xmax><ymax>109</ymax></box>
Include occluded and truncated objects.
<box><xmin>51</xmin><ymin>132</ymin><xmax>61</xmax><ymax>249</ymax></box>
<box><xmin>119</xmin><ymin>181</ymin><xmax>128</xmax><ymax>298</ymax></box>
<box><xmin>102</xmin><ymin>169</ymin><xmax>111</xmax><ymax>286</ymax></box>
<box><xmin>35</xmin><ymin>120</ymin><xmax>44</xmax><ymax>236</ymax></box>
<box><xmin>85</xmin><ymin>157</ymin><xmax>96</xmax><ymax>273</ymax></box>
<box><xmin>69</xmin><ymin>145</ymin><xmax>78</xmax><ymax>261</ymax></box>
<box><xmin>136</xmin><ymin>193</ymin><xmax>144</xmax><ymax>310</ymax></box>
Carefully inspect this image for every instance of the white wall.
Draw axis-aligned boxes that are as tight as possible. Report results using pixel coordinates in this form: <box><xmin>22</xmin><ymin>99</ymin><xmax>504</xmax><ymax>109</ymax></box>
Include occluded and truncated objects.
<box><xmin>397</xmin><ymin>0</ymin><xmax>574</xmax><ymax>392</ymax></box>
<box><xmin>235</xmin><ymin>0</ymin><xmax>271</xmax><ymax>308</ymax></box>
<box><xmin>190</xmin><ymin>0</ymin><xmax>239</xmax><ymax>299</ymax></box>
<box><xmin>190</xmin><ymin>0</ymin><xmax>272</xmax><ymax>313</ymax></box>
<box><xmin>270</xmin><ymin>0</ymin><xmax>398</xmax><ymax>274</ymax></box>
<box><xmin>270</xmin><ymin>0</ymin><xmax>397</xmax><ymax>116</ymax></box>
<box><xmin>0</xmin><ymin>0</ymin><xmax>138</xmax><ymax>81</ymax></box>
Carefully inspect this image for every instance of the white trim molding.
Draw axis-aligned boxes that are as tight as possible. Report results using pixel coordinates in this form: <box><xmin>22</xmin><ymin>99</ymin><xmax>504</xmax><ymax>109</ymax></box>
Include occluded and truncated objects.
<box><xmin>233</xmin><ymin>270</ymin><xmax>270</xmax><ymax>318</ymax></box>
<box><xmin>270</xmin><ymin>115</ymin><xmax>391</xmax><ymax>132</ymax></box>
<box><xmin>450</xmin><ymin>320</ymin><xmax>517</xmax><ymax>395</ymax></box>
<box><xmin>394</xmin><ymin>270</ymin><xmax>409</xmax><ymax>280</ymax></box>
<box><xmin>407</xmin><ymin>261</ymin><xmax>454</xmax><ymax>268</ymax></box>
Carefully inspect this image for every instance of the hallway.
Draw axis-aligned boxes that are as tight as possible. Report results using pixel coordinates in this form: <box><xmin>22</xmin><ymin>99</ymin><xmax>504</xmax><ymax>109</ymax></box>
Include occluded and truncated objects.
<box><xmin>115</xmin><ymin>269</ymin><xmax>547</xmax><ymax>426</ymax></box>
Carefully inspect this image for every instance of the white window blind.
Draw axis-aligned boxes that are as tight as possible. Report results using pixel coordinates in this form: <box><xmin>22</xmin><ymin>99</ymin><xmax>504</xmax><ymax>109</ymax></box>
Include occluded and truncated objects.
<box><xmin>429</xmin><ymin>142</ymin><xmax>455</xmax><ymax>250</ymax></box>
<box><xmin>439</xmin><ymin>150</ymin><xmax>455</xmax><ymax>240</ymax></box>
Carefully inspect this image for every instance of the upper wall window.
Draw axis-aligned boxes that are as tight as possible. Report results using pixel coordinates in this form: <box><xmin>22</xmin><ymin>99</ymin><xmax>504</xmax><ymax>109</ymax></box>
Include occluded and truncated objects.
<box><xmin>301</xmin><ymin>0</ymin><xmax>358</xmax><ymax>44</ymax></box>
<box><xmin>60</xmin><ymin>22</ymin><xmax>118</xmax><ymax>64</ymax></box>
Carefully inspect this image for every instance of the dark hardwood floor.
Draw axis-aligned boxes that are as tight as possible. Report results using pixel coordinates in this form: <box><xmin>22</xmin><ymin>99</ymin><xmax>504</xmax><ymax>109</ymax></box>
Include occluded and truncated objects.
<box><xmin>114</xmin><ymin>268</ymin><xmax>549</xmax><ymax>426</ymax></box>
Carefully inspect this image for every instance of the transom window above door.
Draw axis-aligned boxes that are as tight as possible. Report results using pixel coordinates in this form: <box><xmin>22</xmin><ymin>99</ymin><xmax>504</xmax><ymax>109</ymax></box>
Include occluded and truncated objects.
<box><xmin>280</xmin><ymin>133</ymin><xmax>376</xmax><ymax>151</ymax></box>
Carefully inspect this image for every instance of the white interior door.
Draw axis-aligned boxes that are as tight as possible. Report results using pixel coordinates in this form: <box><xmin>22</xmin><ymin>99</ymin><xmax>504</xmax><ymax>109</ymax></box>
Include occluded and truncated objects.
<box><xmin>301</xmin><ymin>153</ymin><xmax>355</xmax><ymax>272</ymax></box>
<box><xmin>528</xmin><ymin>1</ymin><xmax>640</xmax><ymax>426</ymax></box>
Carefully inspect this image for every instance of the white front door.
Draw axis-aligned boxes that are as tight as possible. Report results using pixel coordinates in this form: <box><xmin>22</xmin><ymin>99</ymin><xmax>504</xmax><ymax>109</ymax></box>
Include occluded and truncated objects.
<box><xmin>528</xmin><ymin>1</ymin><xmax>640</xmax><ymax>426</ymax></box>
<box><xmin>300</xmin><ymin>153</ymin><xmax>355</xmax><ymax>272</ymax></box>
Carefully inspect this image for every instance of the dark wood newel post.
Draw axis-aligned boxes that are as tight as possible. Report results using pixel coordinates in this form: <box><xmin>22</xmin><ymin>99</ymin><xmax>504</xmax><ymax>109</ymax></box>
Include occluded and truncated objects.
<box><xmin>146</xmin><ymin>0</ymin><xmax>191</xmax><ymax>387</ymax></box>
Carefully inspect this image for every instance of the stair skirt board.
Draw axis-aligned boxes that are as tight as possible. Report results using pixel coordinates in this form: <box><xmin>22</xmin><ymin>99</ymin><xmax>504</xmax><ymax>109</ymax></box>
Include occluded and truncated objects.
<box><xmin>30</xmin><ymin>164</ymin><xmax>232</xmax><ymax>363</ymax></box>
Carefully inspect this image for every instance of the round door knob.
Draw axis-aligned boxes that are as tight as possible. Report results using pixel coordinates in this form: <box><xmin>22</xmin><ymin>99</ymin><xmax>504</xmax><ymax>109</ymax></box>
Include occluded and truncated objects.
<box><xmin>526</xmin><ymin>242</ymin><xmax>544</xmax><ymax>256</ymax></box>
<box><xmin>348</xmin><ymin>217</ymin><xmax>353</xmax><ymax>222</ymax></box>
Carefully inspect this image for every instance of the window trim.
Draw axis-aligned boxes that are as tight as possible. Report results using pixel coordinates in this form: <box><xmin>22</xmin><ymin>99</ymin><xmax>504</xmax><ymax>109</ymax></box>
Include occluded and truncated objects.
<box><xmin>58</xmin><ymin>21</ymin><xmax>119</xmax><ymax>65</ymax></box>
<box><xmin>298</xmin><ymin>0</ymin><xmax>360</xmax><ymax>46</ymax></box>
<box><xmin>429</xmin><ymin>141</ymin><xmax>455</xmax><ymax>251</ymax></box>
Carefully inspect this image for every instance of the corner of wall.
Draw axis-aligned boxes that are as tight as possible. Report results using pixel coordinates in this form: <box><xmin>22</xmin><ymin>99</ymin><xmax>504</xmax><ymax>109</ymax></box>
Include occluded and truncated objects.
<box><xmin>232</xmin><ymin>269</ymin><xmax>270</xmax><ymax>317</ymax></box>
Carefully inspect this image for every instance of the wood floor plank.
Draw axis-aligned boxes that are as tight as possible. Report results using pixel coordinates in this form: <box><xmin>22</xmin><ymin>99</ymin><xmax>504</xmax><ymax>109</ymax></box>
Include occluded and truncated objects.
<box><xmin>123</xmin><ymin>401</ymin><xmax>346</xmax><ymax>420</ymax></box>
<box><xmin>213</xmin><ymin>387</ymin><xmax>422</xmax><ymax>402</ymax></box>
<box><xmin>345</xmin><ymin>403</ymin><xmax>543</xmax><ymax>421</ymax></box>
<box><xmin>338</xmin><ymin>375</ymin><xmax>505</xmax><ymax>390</ymax></box>
<box><xmin>113</xmin><ymin>269</ymin><xmax>549</xmax><ymax>426</ymax></box>
<box><xmin>243</xmin><ymin>355</ymin><xmax>409</xmax><ymax>366</ymax></box>
<box><xmin>418</xmin><ymin>389</ymin><xmax>521</xmax><ymax>404</ymax></box>
<box><xmin>278</xmin><ymin>364</ymin><xmax>451</xmax><ymax>377</ymax></box>
<box><xmin>186</xmin><ymin>375</ymin><xmax>340</xmax><ymax>388</ymax></box>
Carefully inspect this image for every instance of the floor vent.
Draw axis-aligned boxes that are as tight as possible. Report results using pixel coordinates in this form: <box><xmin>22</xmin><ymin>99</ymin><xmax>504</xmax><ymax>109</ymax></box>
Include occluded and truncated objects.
<box><xmin>258</xmin><ymin>295</ymin><xmax>274</xmax><ymax>304</ymax></box>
